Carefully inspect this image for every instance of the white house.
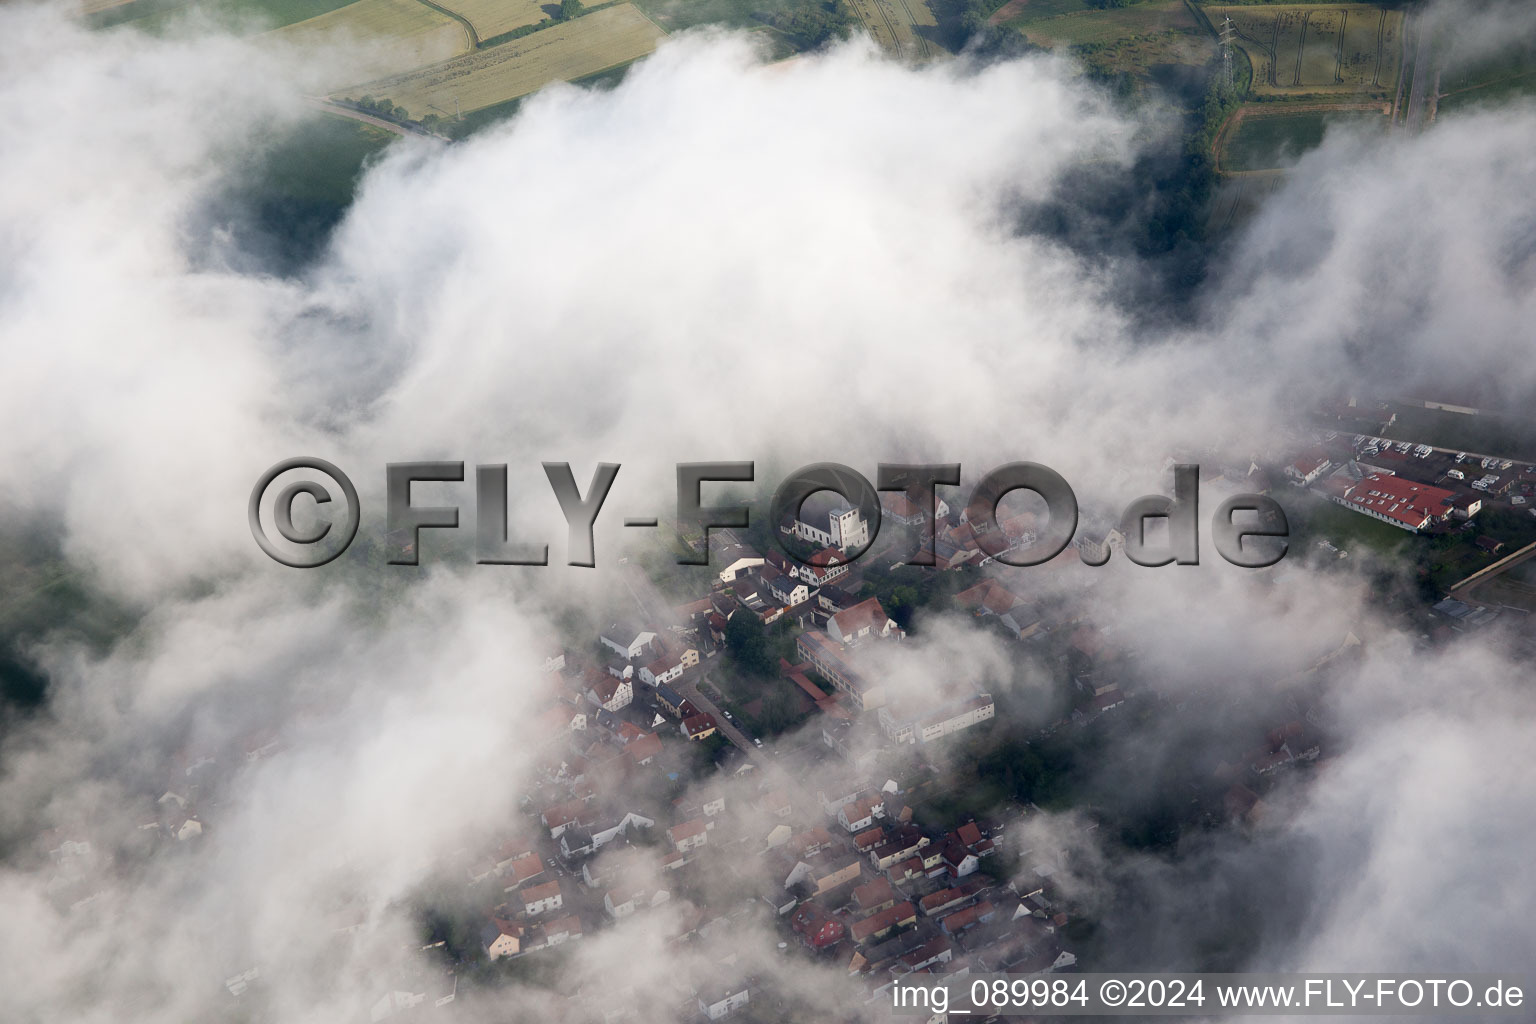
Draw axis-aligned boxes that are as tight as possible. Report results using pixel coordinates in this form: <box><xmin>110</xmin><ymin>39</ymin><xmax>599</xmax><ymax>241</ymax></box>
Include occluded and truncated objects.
<box><xmin>585</xmin><ymin>675</ymin><xmax>633</xmax><ymax>713</ymax></box>
<box><xmin>640</xmin><ymin>647</ymin><xmax>697</xmax><ymax>686</ymax></box>
<box><xmin>717</xmin><ymin>550</ymin><xmax>765</xmax><ymax>584</ymax></box>
<box><xmin>521</xmin><ymin>880</ymin><xmax>563</xmax><ymax>917</ymax></box>
<box><xmin>578</xmin><ymin>811</ymin><xmax>655</xmax><ymax>855</ymax></box>
<box><xmin>837</xmin><ymin>795</ymin><xmax>886</xmax><ymax>833</ymax></box>
<box><xmin>668</xmin><ymin>819</ymin><xmax>709</xmax><ymax>853</ymax></box>
<box><xmin>1286</xmin><ymin>451</ymin><xmax>1332</xmax><ymax>486</ymax></box>
<box><xmin>600</xmin><ymin>622</ymin><xmax>658</xmax><ymax>660</ymax></box>
<box><xmin>604</xmin><ymin>886</ymin><xmax>640</xmax><ymax>919</ymax></box>
<box><xmin>827</xmin><ymin>598</ymin><xmax>899</xmax><ymax>646</ymax></box>
<box><xmin>765</xmin><ymin>572</ymin><xmax>814</xmax><ymax>608</ymax></box>
<box><xmin>696</xmin><ymin>983</ymin><xmax>751</xmax><ymax>1020</ymax></box>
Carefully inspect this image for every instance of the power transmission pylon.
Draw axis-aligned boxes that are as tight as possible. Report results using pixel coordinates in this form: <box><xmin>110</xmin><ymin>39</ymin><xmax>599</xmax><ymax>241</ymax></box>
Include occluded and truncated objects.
<box><xmin>1220</xmin><ymin>15</ymin><xmax>1236</xmax><ymax>91</ymax></box>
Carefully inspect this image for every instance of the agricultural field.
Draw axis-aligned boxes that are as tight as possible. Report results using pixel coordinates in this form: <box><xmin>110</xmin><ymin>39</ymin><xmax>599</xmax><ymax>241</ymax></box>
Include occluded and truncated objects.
<box><xmin>996</xmin><ymin>0</ymin><xmax>1215</xmax><ymax>98</ymax></box>
<box><xmin>1206</xmin><ymin>170</ymin><xmax>1282</xmax><ymax>232</ymax></box>
<box><xmin>1436</xmin><ymin>42</ymin><xmax>1536</xmax><ymax>116</ymax></box>
<box><xmin>79</xmin><ymin>0</ymin><xmax>136</xmax><ymax>14</ymax></box>
<box><xmin>268</xmin><ymin>0</ymin><xmax>473</xmax><ymax>93</ymax></box>
<box><xmin>632</xmin><ymin>0</ymin><xmax>857</xmax><ymax>59</ymax></box>
<box><xmin>1204</xmin><ymin>4</ymin><xmax>1402</xmax><ymax>96</ymax></box>
<box><xmin>433</xmin><ymin>0</ymin><xmax>549</xmax><ymax>41</ymax></box>
<box><xmin>844</xmin><ymin>0</ymin><xmax>941</xmax><ymax>60</ymax></box>
<box><xmin>93</xmin><ymin>0</ymin><xmax>360</xmax><ymax>32</ymax></box>
<box><xmin>1219</xmin><ymin>106</ymin><xmax>1385</xmax><ymax>172</ymax></box>
<box><xmin>350</xmin><ymin>3</ymin><xmax>665</xmax><ymax>119</ymax></box>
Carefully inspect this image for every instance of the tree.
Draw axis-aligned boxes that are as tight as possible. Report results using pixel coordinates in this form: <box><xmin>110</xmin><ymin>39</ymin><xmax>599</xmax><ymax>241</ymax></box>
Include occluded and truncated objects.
<box><xmin>558</xmin><ymin>0</ymin><xmax>582</xmax><ymax>19</ymax></box>
<box><xmin>724</xmin><ymin>613</ymin><xmax>776</xmax><ymax>677</ymax></box>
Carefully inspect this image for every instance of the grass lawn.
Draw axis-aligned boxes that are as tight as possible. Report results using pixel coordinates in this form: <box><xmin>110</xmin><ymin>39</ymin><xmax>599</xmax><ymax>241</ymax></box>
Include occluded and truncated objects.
<box><xmin>1288</xmin><ymin>491</ymin><xmax>1410</xmax><ymax>558</ymax></box>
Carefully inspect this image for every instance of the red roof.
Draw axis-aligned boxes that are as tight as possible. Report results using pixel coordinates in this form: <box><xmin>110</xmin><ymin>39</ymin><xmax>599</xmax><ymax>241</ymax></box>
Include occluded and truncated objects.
<box><xmin>852</xmin><ymin>877</ymin><xmax>895</xmax><ymax>909</ymax></box>
<box><xmin>681</xmin><ymin>713</ymin><xmax>716</xmax><ymax>737</ymax></box>
<box><xmin>1340</xmin><ymin>473</ymin><xmax>1455</xmax><ymax>529</ymax></box>
<box><xmin>626</xmin><ymin>732</ymin><xmax>662</xmax><ymax>763</ymax></box>
<box><xmin>830</xmin><ymin>598</ymin><xmax>890</xmax><ymax>637</ymax></box>
<box><xmin>668</xmin><ymin>818</ymin><xmax>707</xmax><ymax>842</ymax></box>
<box><xmin>507</xmin><ymin>854</ymin><xmax>546</xmax><ymax>884</ymax></box>
<box><xmin>848</xmin><ymin>900</ymin><xmax>915</xmax><ymax>942</ymax></box>
<box><xmin>853</xmin><ymin>827</ymin><xmax>886</xmax><ymax>851</ymax></box>
<box><xmin>1291</xmin><ymin>450</ymin><xmax>1329</xmax><ymax>476</ymax></box>
<box><xmin>920</xmin><ymin>887</ymin><xmax>965</xmax><ymax>913</ymax></box>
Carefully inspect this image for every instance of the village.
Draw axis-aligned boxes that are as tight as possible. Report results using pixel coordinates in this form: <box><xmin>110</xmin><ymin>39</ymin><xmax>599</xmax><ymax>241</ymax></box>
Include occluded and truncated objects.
<box><xmin>29</xmin><ymin>438</ymin><xmax>1522</xmax><ymax>1022</ymax></box>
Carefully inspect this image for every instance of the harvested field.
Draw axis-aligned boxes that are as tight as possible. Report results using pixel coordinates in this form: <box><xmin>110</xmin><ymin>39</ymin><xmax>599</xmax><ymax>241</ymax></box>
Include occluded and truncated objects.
<box><xmin>1205</xmin><ymin>3</ymin><xmax>1401</xmax><ymax>97</ymax></box>
<box><xmin>353</xmin><ymin>3</ymin><xmax>664</xmax><ymax>118</ymax></box>
<box><xmin>270</xmin><ymin>0</ymin><xmax>473</xmax><ymax>91</ymax></box>
<box><xmin>845</xmin><ymin>0</ymin><xmax>941</xmax><ymax>60</ymax></box>
<box><xmin>433</xmin><ymin>0</ymin><xmax>549</xmax><ymax>40</ymax></box>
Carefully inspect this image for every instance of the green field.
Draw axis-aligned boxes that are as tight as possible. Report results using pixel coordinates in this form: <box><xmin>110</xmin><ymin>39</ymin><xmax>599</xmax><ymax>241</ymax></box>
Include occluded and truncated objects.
<box><xmin>94</xmin><ymin>0</ymin><xmax>358</xmax><ymax>31</ymax></box>
<box><xmin>220</xmin><ymin>113</ymin><xmax>396</xmax><ymax>269</ymax></box>
<box><xmin>1436</xmin><ymin>42</ymin><xmax>1536</xmax><ymax>117</ymax></box>
<box><xmin>1438</xmin><ymin>71</ymin><xmax>1536</xmax><ymax>115</ymax></box>
<box><xmin>1221</xmin><ymin>108</ymin><xmax>1385</xmax><ymax>171</ymax></box>
<box><xmin>1381</xmin><ymin>406</ymin><xmax>1536</xmax><ymax>464</ymax></box>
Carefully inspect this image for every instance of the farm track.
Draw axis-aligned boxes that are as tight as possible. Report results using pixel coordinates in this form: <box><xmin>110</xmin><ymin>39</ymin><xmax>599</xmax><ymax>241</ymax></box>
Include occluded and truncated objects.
<box><xmin>415</xmin><ymin>0</ymin><xmax>479</xmax><ymax>48</ymax></box>
<box><xmin>891</xmin><ymin>0</ymin><xmax>933</xmax><ymax>59</ymax></box>
<box><xmin>1335</xmin><ymin>10</ymin><xmax>1345</xmax><ymax>84</ymax></box>
<box><xmin>1390</xmin><ymin>14</ymin><xmax>1408</xmax><ymax>120</ymax></box>
<box><xmin>1372</xmin><ymin>9</ymin><xmax>1384</xmax><ymax>88</ymax></box>
<box><xmin>848</xmin><ymin>0</ymin><xmax>935</xmax><ymax>60</ymax></box>
<box><xmin>307</xmin><ymin>97</ymin><xmax>451</xmax><ymax>140</ymax></box>
<box><xmin>848</xmin><ymin>0</ymin><xmax>900</xmax><ymax>56</ymax></box>
<box><xmin>1269</xmin><ymin>16</ymin><xmax>1281</xmax><ymax>87</ymax></box>
<box><xmin>1292</xmin><ymin>10</ymin><xmax>1309</xmax><ymax>87</ymax></box>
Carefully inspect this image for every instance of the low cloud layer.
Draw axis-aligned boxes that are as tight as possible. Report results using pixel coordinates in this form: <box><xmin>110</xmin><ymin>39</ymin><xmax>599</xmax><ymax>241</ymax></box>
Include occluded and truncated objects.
<box><xmin>1</xmin><ymin>2</ymin><xmax>1534</xmax><ymax>1020</ymax></box>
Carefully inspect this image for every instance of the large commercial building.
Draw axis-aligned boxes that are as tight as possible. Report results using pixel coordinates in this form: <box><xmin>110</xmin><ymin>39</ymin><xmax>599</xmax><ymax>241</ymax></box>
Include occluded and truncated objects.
<box><xmin>1326</xmin><ymin>473</ymin><xmax>1456</xmax><ymax>532</ymax></box>
<box><xmin>877</xmin><ymin>691</ymin><xmax>995</xmax><ymax>745</ymax></box>
<box><xmin>796</xmin><ymin>631</ymin><xmax>885</xmax><ymax>710</ymax></box>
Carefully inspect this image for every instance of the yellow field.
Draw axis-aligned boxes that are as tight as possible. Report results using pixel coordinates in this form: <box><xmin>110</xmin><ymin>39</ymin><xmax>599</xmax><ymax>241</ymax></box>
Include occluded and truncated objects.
<box><xmin>434</xmin><ymin>0</ymin><xmax>549</xmax><ymax>40</ymax></box>
<box><xmin>1205</xmin><ymin>3</ymin><xmax>1402</xmax><ymax>96</ymax></box>
<box><xmin>846</xmin><ymin>0</ymin><xmax>942</xmax><ymax>60</ymax></box>
<box><xmin>353</xmin><ymin>3</ymin><xmax>665</xmax><ymax>118</ymax></box>
<box><xmin>270</xmin><ymin>0</ymin><xmax>473</xmax><ymax>93</ymax></box>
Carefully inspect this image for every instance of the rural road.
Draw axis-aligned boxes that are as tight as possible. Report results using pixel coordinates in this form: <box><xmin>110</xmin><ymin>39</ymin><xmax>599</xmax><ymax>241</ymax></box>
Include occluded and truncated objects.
<box><xmin>1403</xmin><ymin>20</ymin><xmax>1433</xmax><ymax>132</ymax></box>
<box><xmin>1448</xmin><ymin>539</ymin><xmax>1536</xmax><ymax>603</ymax></box>
<box><xmin>307</xmin><ymin>98</ymin><xmax>450</xmax><ymax>142</ymax></box>
<box><xmin>618</xmin><ymin>562</ymin><xmax>763</xmax><ymax>762</ymax></box>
